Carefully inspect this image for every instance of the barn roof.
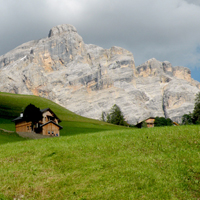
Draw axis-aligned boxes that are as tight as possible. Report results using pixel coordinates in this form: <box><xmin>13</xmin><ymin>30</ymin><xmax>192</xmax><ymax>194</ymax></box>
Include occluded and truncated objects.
<box><xmin>12</xmin><ymin>116</ymin><xmax>23</xmax><ymax>122</ymax></box>
<box><xmin>137</xmin><ymin>117</ymin><xmax>155</xmax><ymax>124</ymax></box>
<box><xmin>40</xmin><ymin>120</ymin><xmax>63</xmax><ymax>130</ymax></box>
<box><xmin>40</xmin><ymin>108</ymin><xmax>50</xmax><ymax>113</ymax></box>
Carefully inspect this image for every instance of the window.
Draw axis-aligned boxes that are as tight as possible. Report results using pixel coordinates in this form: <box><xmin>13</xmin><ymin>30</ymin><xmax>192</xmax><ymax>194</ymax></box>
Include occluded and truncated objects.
<box><xmin>52</xmin><ymin>131</ymin><xmax>54</xmax><ymax>135</ymax></box>
<box><xmin>27</xmin><ymin>126</ymin><xmax>29</xmax><ymax>130</ymax></box>
<box><xmin>48</xmin><ymin>131</ymin><xmax>50</xmax><ymax>134</ymax></box>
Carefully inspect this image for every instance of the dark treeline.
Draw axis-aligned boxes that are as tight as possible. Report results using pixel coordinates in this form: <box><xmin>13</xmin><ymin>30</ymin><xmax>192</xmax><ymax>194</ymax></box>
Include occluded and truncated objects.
<box><xmin>182</xmin><ymin>92</ymin><xmax>200</xmax><ymax>125</ymax></box>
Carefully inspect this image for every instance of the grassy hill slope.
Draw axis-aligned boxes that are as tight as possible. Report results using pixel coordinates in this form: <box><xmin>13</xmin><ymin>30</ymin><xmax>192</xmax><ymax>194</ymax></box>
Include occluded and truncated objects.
<box><xmin>0</xmin><ymin>129</ymin><xmax>27</xmax><ymax>145</ymax></box>
<box><xmin>0</xmin><ymin>125</ymin><xmax>200</xmax><ymax>199</ymax></box>
<box><xmin>0</xmin><ymin>92</ymin><xmax>126</xmax><ymax>136</ymax></box>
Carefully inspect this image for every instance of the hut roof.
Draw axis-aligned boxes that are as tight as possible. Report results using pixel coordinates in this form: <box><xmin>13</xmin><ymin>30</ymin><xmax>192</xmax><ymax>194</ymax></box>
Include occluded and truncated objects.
<box><xmin>137</xmin><ymin>117</ymin><xmax>155</xmax><ymax>124</ymax></box>
<box><xmin>40</xmin><ymin>120</ymin><xmax>63</xmax><ymax>130</ymax></box>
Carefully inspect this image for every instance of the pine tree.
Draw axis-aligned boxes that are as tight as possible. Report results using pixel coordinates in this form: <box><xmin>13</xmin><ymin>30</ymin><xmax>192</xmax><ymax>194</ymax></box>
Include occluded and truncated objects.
<box><xmin>107</xmin><ymin>104</ymin><xmax>126</xmax><ymax>126</ymax></box>
<box><xmin>101</xmin><ymin>111</ymin><xmax>106</xmax><ymax>122</ymax></box>
<box><xmin>182</xmin><ymin>113</ymin><xmax>193</xmax><ymax>125</ymax></box>
<box><xmin>193</xmin><ymin>92</ymin><xmax>200</xmax><ymax>124</ymax></box>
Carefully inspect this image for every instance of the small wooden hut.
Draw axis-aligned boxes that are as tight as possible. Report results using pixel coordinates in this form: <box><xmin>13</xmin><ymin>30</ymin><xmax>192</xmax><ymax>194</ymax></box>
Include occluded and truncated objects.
<box><xmin>136</xmin><ymin>117</ymin><xmax>155</xmax><ymax>128</ymax></box>
<box><xmin>145</xmin><ymin>117</ymin><xmax>155</xmax><ymax>128</ymax></box>
<box><xmin>12</xmin><ymin>108</ymin><xmax>62</xmax><ymax>136</ymax></box>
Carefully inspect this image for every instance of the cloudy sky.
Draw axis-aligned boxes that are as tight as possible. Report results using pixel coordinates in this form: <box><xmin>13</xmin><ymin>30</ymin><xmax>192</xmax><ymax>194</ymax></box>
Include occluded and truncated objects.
<box><xmin>1</xmin><ymin>0</ymin><xmax>200</xmax><ymax>81</ymax></box>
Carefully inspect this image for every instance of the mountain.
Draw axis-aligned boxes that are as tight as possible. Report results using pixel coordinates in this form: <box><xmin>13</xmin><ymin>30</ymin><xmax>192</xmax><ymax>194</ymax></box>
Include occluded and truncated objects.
<box><xmin>0</xmin><ymin>24</ymin><xmax>199</xmax><ymax>124</ymax></box>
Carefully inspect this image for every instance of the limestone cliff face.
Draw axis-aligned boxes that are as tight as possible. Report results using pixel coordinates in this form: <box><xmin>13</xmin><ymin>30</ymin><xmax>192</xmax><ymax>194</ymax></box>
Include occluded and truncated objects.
<box><xmin>0</xmin><ymin>24</ymin><xmax>199</xmax><ymax>124</ymax></box>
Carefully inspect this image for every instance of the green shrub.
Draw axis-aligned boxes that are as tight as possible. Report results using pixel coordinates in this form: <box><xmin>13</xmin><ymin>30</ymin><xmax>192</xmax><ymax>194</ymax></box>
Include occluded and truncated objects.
<box><xmin>141</xmin><ymin>121</ymin><xmax>147</xmax><ymax>128</ymax></box>
<box><xmin>154</xmin><ymin>117</ymin><xmax>173</xmax><ymax>127</ymax></box>
<box><xmin>182</xmin><ymin>113</ymin><xmax>193</xmax><ymax>125</ymax></box>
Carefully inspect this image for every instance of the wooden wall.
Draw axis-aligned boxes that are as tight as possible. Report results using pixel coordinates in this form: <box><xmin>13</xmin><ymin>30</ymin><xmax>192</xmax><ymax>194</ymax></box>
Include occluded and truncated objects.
<box><xmin>42</xmin><ymin>123</ymin><xmax>60</xmax><ymax>136</ymax></box>
<box><xmin>42</xmin><ymin>111</ymin><xmax>52</xmax><ymax>123</ymax></box>
<box><xmin>15</xmin><ymin>121</ymin><xmax>32</xmax><ymax>133</ymax></box>
<box><xmin>145</xmin><ymin>118</ymin><xmax>155</xmax><ymax>128</ymax></box>
<box><xmin>42</xmin><ymin>111</ymin><xmax>58</xmax><ymax>124</ymax></box>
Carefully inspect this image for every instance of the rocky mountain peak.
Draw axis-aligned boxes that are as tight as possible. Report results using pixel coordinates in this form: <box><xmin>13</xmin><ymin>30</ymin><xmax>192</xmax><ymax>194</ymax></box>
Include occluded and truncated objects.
<box><xmin>173</xmin><ymin>66</ymin><xmax>191</xmax><ymax>82</ymax></box>
<box><xmin>135</xmin><ymin>58</ymin><xmax>193</xmax><ymax>83</ymax></box>
<box><xmin>48</xmin><ymin>24</ymin><xmax>77</xmax><ymax>37</ymax></box>
<box><xmin>136</xmin><ymin>58</ymin><xmax>165</xmax><ymax>77</ymax></box>
<box><xmin>0</xmin><ymin>24</ymin><xmax>199</xmax><ymax>124</ymax></box>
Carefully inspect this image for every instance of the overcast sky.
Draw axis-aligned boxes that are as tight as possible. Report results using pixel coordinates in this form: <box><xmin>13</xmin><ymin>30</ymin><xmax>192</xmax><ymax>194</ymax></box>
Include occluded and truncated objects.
<box><xmin>1</xmin><ymin>0</ymin><xmax>200</xmax><ymax>81</ymax></box>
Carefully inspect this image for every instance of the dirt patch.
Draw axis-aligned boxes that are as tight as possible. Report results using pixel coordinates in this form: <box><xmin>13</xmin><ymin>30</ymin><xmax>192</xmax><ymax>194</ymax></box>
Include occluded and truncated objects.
<box><xmin>0</xmin><ymin>128</ymin><xmax>54</xmax><ymax>139</ymax></box>
<box><xmin>0</xmin><ymin>128</ymin><xmax>14</xmax><ymax>133</ymax></box>
<box><xmin>16</xmin><ymin>132</ymin><xmax>51</xmax><ymax>139</ymax></box>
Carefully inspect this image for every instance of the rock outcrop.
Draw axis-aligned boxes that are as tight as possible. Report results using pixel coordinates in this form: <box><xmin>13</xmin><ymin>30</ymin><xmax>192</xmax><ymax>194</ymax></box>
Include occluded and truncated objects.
<box><xmin>0</xmin><ymin>24</ymin><xmax>199</xmax><ymax>124</ymax></box>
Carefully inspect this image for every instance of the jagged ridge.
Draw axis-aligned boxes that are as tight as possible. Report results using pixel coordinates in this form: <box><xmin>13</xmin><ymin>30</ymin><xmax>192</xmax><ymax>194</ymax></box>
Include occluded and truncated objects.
<box><xmin>0</xmin><ymin>24</ymin><xmax>199</xmax><ymax>124</ymax></box>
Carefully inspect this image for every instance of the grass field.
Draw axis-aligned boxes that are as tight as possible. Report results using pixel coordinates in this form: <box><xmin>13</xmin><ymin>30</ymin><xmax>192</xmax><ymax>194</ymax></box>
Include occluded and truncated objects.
<box><xmin>0</xmin><ymin>129</ymin><xmax>26</xmax><ymax>145</ymax></box>
<box><xmin>0</xmin><ymin>125</ymin><xmax>200</xmax><ymax>199</ymax></box>
<box><xmin>1</xmin><ymin>92</ymin><xmax>200</xmax><ymax>199</ymax></box>
<box><xmin>0</xmin><ymin>92</ymin><xmax>126</xmax><ymax>136</ymax></box>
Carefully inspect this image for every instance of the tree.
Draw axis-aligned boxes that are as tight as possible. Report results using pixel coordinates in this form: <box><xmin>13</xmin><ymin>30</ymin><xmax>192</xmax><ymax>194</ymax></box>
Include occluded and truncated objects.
<box><xmin>141</xmin><ymin>121</ymin><xmax>147</xmax><ymax>128</ymax></box>
<box><xmin>23</xmin><ymin>104</ymin><xmax>43</xmax><ymax>131</ymax></box>
<box><xmin>106</xmin><ymin>104</ymin><xmax>127</xmax><ymax>126</ymax></box>
<box><xmin>101</xmin><ymin>111</ymin><xmax>106</xmax><ymax>122</ymax></box>
<box><xmin>166</xmin><ymin>118</ymin><xmax>173</xmax><ymax>126</ymax></box>
<box><xmin>154</xmin><ymin>117</ymin><xmax>165</xmax><ymax>127</ymax></box>
<box><xmin>154</xmin><ymin>117</ymin><xmax>173</xmax><ymax>127</ymax></box>
<box><xmin>182</xmin><ymin>113</ymin><xmax>193</xmax><ymax>125</ymax></box>
<box><xmin>193</xmin><ymin>92</ymin><xmax>200</xmax><ymax>124</ymax></box>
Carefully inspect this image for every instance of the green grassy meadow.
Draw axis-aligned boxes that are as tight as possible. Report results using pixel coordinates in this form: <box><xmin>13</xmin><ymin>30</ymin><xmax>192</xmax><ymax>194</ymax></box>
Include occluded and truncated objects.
<box><xmin>1</xmin><ymin>92</ymin><xmax>200</xmax><ymax>199</ymax></box>
<box><xmin>0</xmin><ymin>129</ymin><xmax>26</xmax><ymax>145</ymax></box>
<box><xmin>0</xmin><ymin>126</ymin><xmax>200</xmax><ymax>199</ymax></box>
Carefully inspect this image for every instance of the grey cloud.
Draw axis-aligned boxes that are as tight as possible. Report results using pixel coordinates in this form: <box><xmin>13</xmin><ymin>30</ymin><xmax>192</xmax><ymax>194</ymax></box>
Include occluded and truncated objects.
<box><xmin>185</xmin><ymin>0</ymin><xmax>200</xmax><ymax>6</ymax></box>
<box><xmin>0</xmin><ymin>0</ymin><xmax>200</xmax><ymax>70</ymax></box>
